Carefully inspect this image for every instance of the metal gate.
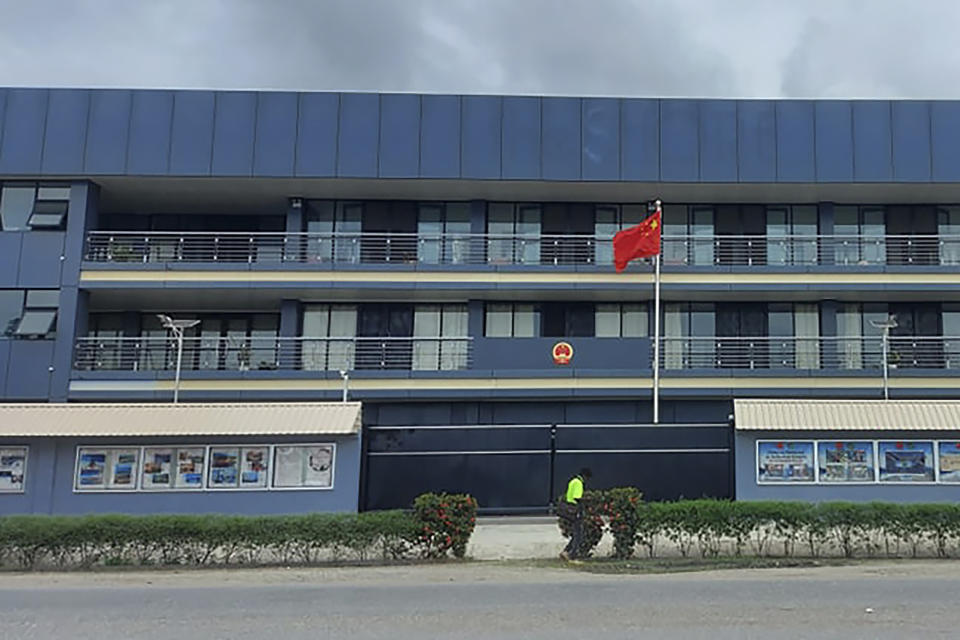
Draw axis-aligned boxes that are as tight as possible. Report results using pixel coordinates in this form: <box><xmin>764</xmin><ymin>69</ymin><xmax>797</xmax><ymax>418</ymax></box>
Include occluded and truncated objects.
<box><xmin>361</xmin><ymin>423</ymin><xmax>732</xmax><ymax>513</ymax></box>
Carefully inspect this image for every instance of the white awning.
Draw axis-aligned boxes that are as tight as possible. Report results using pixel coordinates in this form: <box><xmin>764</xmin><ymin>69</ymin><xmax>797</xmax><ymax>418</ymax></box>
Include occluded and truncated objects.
<box><xmin>0</xmin><ymin>402</ymin><xmax>361</xmax><ymax>437</ymax></box>
<box><xmin>735</xmin><ymin>398</ymin><xmax>960</xmax><ymax>431</ymax></box>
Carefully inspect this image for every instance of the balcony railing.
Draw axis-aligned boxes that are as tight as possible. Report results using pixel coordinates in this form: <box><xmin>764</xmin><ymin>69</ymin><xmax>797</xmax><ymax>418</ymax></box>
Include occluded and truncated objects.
<box><xmin>74</xmin><ymin>336</ymin><xmax>473</xmax><ymax>372</ymax></box>
<box><xmin>659</xmin><ymin>336</ymin><xmax>960</xmax><ymax>370</ymax></box>
<box><xmin>83</xmin><ymin>231</ymin><xmax>960</xmax><ymax>268</ymax></box>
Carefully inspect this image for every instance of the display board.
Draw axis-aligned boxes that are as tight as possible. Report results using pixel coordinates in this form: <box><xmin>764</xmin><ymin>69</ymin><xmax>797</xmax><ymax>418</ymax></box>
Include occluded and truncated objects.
<box><xmin>273</xmin><ymin>444</ymin><xmax>335</xmax><ymax>489</ymax></box>
<box><xmin>817</xmin><ymin>441</ymin><xmax>875</xmax><ymax>483</ymax></box>
<box><xmin>756</xmin><ymin>441</ymin><xmax>814</xmax><ymax>483</ymax></box>
<box><xmin>938</xmin><ymin>442</ymin><xmax>960</xmax><ymax>483</ymax></box>
<box><xmin>878</xmin><ymin>441</ymin><xmax>935</xmax><ymax>483</ymax></box>
<box><xmin>0</xmin><ymin>447</ymin><xmax>27</xmax><ymax>493</ymax></box>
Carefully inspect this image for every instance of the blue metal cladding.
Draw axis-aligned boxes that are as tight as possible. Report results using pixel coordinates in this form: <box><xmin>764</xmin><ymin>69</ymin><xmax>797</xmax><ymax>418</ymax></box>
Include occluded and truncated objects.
<box><xmin>337</xmin><ymin>93</ymin><xmax>379</xmax><ymax>178</ymax></box>
<box><xmin>815</xmin><ymin>101</ymin><xmax>854</xmax><ymax>181</ymax></box>
<box><xmin>169</xmin><ymin>91</ymin><xmax>214</xmax><ymax>176</ymax></box>
<box><xmin>5</xmin><ymin>341</ymin><xmax>52</xmax><ymax>400</ymax></box>
<box><xmin>0</xmin><ymin>88</ymin><xmax>959</xmax><ymax>184</ymax></box>
<box><xmin>698</xmin><ymin>100</ymin><xmax>737</xmax><ymax>182</ymax></box>
<box><xmin>295</xmin><ymin>92</ymin><xmax>338</xmax><ymax>177</ymax></box>
<box><xmin>853</xmin><ymin>101</ymin><xmax>893</xmax><ymax>181</ymax></box>
<box><xmin>85</xmin><ymin>90</ymin><xmax>132</xmax><ymax>174</ymax></box>
<box><xmin>0</xmin><ymin>234</ymin><xmax>21</xmax><ymax>286</ymax></box>
<box><xmin>582</xmin><ymin>98</ymin><xmax>619</xmax><ymax>181</ymax></box>
<box><xmin>253</xmin><ymin>92</ymin><xmax>297</xmax><ymax>177</ymax></box>
<box><xmin>0</xmin><ymin>88</ymin><xmax>48</xmax><ymax>174</ymax></box>
<box><xmin>501</xmin><ymin>96</ymin><xmax>540</xmax><ymax>180</ymax></box>
<box><xmin>17</xmin><ymin>233</ymin><xmax>64</xmax><ymax>287</ymax></box>
<box><xmin>737</xmin><ymin>100</ymin><xmax>776</xmax><ymax>182</ymax></box>
<box><xmin>42</xmin><ymin>89</ymin><xmax>89</xmax><ymax>174</ymax></box>
<box><xmin>378</xmin><ymin>94</ymin><xmax>420</xmax><ymax>178</ymax></box>
<box><xmin>212</xmin><ymin>91</ymin><xmax>256</xmax><ymax>176</ymax></box>
<box><xmin>660</xmin><ymin>100</ymin><xmax>698</xmax><ymax>181</ymax></box>
<box><xmin>931</xmin><ymin>101</ymin><xmax>960</xmax><ymax>182</ymax></box>
<box><xmin>0</xmin><ymin>341</ymin><xmax>9</xmax><ymax>398</ymax></box>
<box><xmin>891</xmin><ymin>101</ymin><xmax>931</xmax><ymax>182</ymax></box>
<box><xmin>542</xmin><ymin>97</ymin><xmax>581</xmax><ymax>180</ymax></box>
<box><xmin>461</xmin><ymin>95</ymin><xmax>501</xmax><ymax>179</ymax></box>
<box><xmin>621</xmin><ymin>99</ymin><xmax>659</xmax><ymax>181</ymax></box>
<box><xmin>126</xmin><ymin>91</ymin><xmax>173</xmax><ymax>175</ymax></box>
<box><xmin>420</xmin><ymin>95</ymin><xmax>460</xmax><ymax>178</ymax></box>
<box><xmin>776</xmin><ymin>101</ymin><xmax>815</xmax><ymax>182</ymax></box>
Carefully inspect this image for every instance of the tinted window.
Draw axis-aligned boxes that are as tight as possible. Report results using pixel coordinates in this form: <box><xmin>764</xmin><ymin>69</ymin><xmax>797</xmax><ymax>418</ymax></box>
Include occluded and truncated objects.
<box><xmin>0</xmin><ymin>290</ymin><xmax>24</xmax><ymax>336</ymax></box>
<box><xmin>0</xmin><ymin>186</ymin><xmax>35</xmax><ymax>231</ymax></box>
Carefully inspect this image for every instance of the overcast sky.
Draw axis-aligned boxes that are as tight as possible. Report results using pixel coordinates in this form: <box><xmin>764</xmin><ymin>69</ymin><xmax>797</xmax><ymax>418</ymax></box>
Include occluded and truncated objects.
<box><xmin>1</xmin><ymin>0</ymin><xmax>958</xmax><ymax>98</ymax></box>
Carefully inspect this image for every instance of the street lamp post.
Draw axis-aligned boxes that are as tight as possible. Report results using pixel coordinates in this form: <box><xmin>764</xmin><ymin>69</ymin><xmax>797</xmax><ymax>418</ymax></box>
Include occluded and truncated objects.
<box><xmin>338</xmin><ymin>369</ymin><xmax>349</xmax><ymax>403</ymax></box>
<box><xmin>870</xmin><ymin>315</ymin><xmax>898</xmax><ymax>401</ymax></box>
<box><xmin>157</xmin><ymin>314</ymin><xmax>200</xmax><ymax>403</ymax></box>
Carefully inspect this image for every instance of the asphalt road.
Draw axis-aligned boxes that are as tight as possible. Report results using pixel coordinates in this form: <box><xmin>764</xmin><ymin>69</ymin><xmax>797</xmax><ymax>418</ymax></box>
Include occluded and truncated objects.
<box><xmin>1</xmin><ymin>562</ymin><xmax>957</xmax><ymax>639</ymax></box>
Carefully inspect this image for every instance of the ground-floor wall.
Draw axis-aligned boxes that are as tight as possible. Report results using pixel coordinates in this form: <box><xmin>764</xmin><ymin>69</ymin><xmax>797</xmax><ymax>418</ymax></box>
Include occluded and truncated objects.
<box><xmin>0</xmin><ymin>433</ymin><xmax>361</xmax><ymax>515</ymax></box>
<box><xmin>736</xmin><ymin>430</ymin><xmax>960</xmax><ymax>502</ymax></box>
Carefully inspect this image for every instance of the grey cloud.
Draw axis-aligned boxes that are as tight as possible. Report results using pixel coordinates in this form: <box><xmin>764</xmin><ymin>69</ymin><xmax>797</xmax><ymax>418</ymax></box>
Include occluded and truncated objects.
<box><xmin>0</xmin><ymin>0</ymin><xmax>956</xmax><ymax>97</ymax></box>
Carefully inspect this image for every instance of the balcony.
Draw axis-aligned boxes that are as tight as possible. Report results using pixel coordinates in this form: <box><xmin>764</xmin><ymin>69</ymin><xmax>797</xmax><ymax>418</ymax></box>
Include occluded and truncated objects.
<box><xmin>659</xmin><ymin>336</ymin><xmax>960</xmax><ymax>371</ymax></box>
<box><xmin>74</xmin><ymin>336</ymin><xmax>473</xmax><ymax>372</ymax></box>
<box><xmin>82</xmin><ymin>231</ymin><xmax>960</xmax><ymax>269</ymax></box>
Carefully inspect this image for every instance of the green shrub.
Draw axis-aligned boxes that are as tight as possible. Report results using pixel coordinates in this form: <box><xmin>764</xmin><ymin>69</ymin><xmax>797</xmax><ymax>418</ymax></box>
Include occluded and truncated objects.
<box><xmin>411</xmin><ymin>492</ymin><xmax>478</xmax><ymax>559</ymax></box>
<box><xmin>603</xmin><ymin>488</ymin><xmax>643</xmax><ymax>559</ymax></box>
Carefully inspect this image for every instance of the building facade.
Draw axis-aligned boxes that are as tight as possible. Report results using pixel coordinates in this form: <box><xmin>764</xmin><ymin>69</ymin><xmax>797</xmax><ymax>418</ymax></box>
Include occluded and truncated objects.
<box><xmin>2</xmin><ymin>88</ymin><xmax>960</xmax><ymax>513</ymax></box>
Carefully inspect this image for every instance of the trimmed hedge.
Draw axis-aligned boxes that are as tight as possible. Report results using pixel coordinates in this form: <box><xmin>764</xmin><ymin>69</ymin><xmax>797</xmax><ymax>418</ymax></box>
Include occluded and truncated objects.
<box><xmin>558</xmin><ymin>495</ymin><xmax>960</xmax><ymax>560</ymax></box>
<box><xmin>0</xmin><ymin>492</ymin><xmax>479</xmax><ymax>570</ymax></box>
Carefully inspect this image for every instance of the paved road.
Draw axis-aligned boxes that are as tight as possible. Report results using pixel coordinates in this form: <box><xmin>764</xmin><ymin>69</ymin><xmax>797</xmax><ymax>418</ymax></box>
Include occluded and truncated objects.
<box><xmin>2</xmin><ymin>562</ymin><xmax>957</xmax><ymax>639</ymax></box>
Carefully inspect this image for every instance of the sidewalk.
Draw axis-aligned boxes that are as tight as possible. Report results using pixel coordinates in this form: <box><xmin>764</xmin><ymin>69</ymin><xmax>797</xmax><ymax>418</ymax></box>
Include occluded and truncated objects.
<box><xmin>467</xmin><ymin>516</ymin><xmax>613</xmax><ymax>560</ymax></box>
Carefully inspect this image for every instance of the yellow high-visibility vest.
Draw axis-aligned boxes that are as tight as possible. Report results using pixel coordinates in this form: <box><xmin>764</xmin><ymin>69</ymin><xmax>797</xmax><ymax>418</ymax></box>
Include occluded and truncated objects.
<box><xmin>565</xmin><ymin>475</ymin><xmax>583</xmax><ymax>504</ymax></box>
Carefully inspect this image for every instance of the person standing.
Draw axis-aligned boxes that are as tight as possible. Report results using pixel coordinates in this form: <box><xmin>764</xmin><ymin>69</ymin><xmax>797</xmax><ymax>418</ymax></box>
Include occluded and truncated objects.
<box><xmin>559</xmin><ymin>467</ymin><xmax>592</xmax><ymax>561</ymax></box>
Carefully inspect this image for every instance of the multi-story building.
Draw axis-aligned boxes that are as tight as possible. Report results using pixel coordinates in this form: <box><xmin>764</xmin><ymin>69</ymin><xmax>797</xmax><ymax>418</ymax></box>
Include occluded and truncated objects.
<box><xmin>2</xmin><ymin>88</ymin><xmax>960</xmax><ymax>514</ymax></box>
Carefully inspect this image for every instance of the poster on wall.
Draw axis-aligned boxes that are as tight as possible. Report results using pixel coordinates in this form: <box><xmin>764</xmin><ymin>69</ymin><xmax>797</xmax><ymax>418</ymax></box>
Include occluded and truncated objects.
<box><xmin>77</xmin><ymin>449</ymin><xmax>107</xmax><ymax>489</ymax></box>
<box><xmin>817</xmin><ymin>441</ymin><xmax>875</xmax><ymax>482</ymax></box>
<box><xmin>756</xmin><ymin>441</ymin><xmax>815</xmax><ymax>483</ymax></box>
<box><xmin>208</xmin><ymin>448</ymin><xmax>239</xmax><ymax>488</ymax></box>
<box><xmin>238</xmin><ymin>447</ymin><xmax>269</xmax><ymax>489</ymax></box>
<box><xmin>0</xmin><ymin>447</ymin><xmax>27</xmax><ymax>492</ymax></box>
<box><xmin>174</xmin><ymin>448</ymin><xmax>206</xmax><ymax>489</ymax></box>
<box><xmin>141</xmin><ymin>448</ymin><xmax>174</xmax><ymax>490</ymax></box>
<box><xmin>273</xmin><ymin>444</ymin><xmax>335</xmax><ymax>488</ymax></box>
<box><xmin>108</xmin><ymin>449</ymin><xmax>139</xmax><ymax>490</ymax></box>
<box><xmin>878</xmin><ymin>441</ymin><xmax>935</xmax><ymax>482</ymax></box>
<box><xmin>938</xmin><ymin>441</ymin><xmax>960</xmax><ymax>483</ymax></box>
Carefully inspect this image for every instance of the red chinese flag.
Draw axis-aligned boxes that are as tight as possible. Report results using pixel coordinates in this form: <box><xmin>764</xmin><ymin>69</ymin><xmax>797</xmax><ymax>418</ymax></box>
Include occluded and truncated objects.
<box><xmin>613</xmin><ymin>211</ymin><xmax>661</xmax><ymax>272</ymax></box>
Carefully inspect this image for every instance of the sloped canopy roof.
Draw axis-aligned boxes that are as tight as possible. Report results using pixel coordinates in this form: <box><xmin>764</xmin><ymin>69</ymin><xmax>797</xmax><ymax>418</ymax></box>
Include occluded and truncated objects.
<box><xmin>735</xmin><ymin>399</ymin><xmax>960</xmax><ymax>431</ymax></box>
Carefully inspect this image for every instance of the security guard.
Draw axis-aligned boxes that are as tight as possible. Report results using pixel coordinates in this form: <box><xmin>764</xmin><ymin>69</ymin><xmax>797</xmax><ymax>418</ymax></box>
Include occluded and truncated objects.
<box><xmin>559</xmin><ymin>467</ymin><xmax>592</xmax><ymax>560</ymax></box>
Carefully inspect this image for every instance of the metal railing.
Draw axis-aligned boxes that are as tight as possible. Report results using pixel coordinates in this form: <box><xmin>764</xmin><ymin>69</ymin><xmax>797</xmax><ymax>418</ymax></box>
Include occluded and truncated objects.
<box><xmin>74</xmin><ymin>336</ymin><xmax>473</xmax><ymax>372</ymax></box>
<box><xmin>83</xmin><ymin>231</ymin><xmax>960</xmax><ymax>268</ymax></box>
<box><xmin>658</xmin><ymin>336</ymin><xmax>960</xmax><ymax>370</ymax></box>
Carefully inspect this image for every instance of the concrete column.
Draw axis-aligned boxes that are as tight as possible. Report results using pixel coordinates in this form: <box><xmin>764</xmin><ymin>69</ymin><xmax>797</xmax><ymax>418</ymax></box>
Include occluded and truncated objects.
<box><xmin>285</xmin><ymin>197</ymin><xmax>304</xmax><ymax>262</ymax></box>
<box><xmin>470</xmin><ymin>200</ymin><xmax>486</xmax><ymax>263</ymax></box>
<box><xmin>819</xmin><ymin>202</ymin><xmax>835</xmax><ymax>265</ymax></box>
<box><xmin>279</xmin><ymin>299</ymin><xmax>301</xmax><ymax>369</ymax></box>
<box><xmin>820</xmin><ymin>300</ymin><xmax>839</xmax><ymax>369</ymax></box>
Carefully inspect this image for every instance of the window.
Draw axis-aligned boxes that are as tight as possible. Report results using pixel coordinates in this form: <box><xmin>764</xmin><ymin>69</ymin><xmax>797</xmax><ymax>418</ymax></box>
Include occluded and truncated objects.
<box><xmin>0</xmin><ymin>446</ymin><xmax>27</xmax><ymax>493</ymax></box>
<box><xmin>541</xmin><ymin>302</ymin><xmax>594</xmax><ymax>338</ymax></box>
<box><xmin>413</xmin><ymin>304</ymin><xmax>469</xmax><ymax>370</ymax></box>
<box><xmin>595</xmin><ymin>204</ymin><xmax>647</xmax><ymax>266</ymax></box>
<box><xmin>304</xmin><ymin>201</ymin><xmax>362</xmax><ymax>263</ymax></box>
<box><xmin>0</xmin><ymin>184</ymin><xmax>70</xmax><ymax>231</ymax></box>
<box><xmin>0</xmin><ymin>290</ymin><xmax>24</xmax><ymax>336</ymax></box>
<box><xmin>8</xmin><ymin>289</ymin><xmax>59</xmax><ymax>338</ymax></box>
<box><xmin>766</xmin><ymin>206</ymin><xmax>818</xmax><ymax>265</ymax></box>
<box><xmin>834</xmin><ymin>206</ymin><xmax>885</xmax><ymax>265</ymax></box>
<box><xmin>662</xmin><ymin>205</ymin><xmax>714</xmax><ymax>266</ymax></box>
<box><xmin>302</xmin><ymin>304</ymin><xmax>358</xmax><ymax>370</ymax></box>
<box><xmin>595</xmin><ymin>304</ymin><xmax>649</xmax><ymax>338</ymax></box>
<box><xmin>487</xmin><ymin>203</ymin><xmax>541</xmax><ymax>264</ymax></box>
<box><xmin>418</xmin><ymin>203</ymin><xmax>471</xmax><ymax>264</ymax></box>
<box><xmin>938</xmin><ymin>206</ymin><xmax>960</xmax><ymax>265</ymax></box>
<box><xmin>484</xmin><ymin>303</ymin><xmax>539</xmax><ymax>337</ymax></box>
<box><xmin>272</xmin><ymin>444</ymin><xmax>335</xmax><ymax>489</ymax></box>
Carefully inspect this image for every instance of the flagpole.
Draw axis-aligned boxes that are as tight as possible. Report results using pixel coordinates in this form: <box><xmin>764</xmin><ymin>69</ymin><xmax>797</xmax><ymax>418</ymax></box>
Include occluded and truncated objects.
<box><xmin>653</xmin><ymin>199</ymin><xmax>662</xmax><ymax>425</ymax></box>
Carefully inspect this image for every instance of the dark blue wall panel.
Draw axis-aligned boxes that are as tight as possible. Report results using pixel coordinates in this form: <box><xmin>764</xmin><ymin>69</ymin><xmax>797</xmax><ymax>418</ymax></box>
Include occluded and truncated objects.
<box><xmin>853</xmin><ymin>101</ymin><xmax>893</xmax><ymax>182</ymax></box>
<box><xmin>621</xmin><ymin>99</ymin><xmax>659</xmax><ymax>181</ymax></box>
<box><xmin>776</xmin><ymin>101</ymin><xmax>815</xmax><ymax>182</ymax></box>
<box><xmin>814</xmin><ymin>101</ymin><xmax>853</xmax><ymax>181</ymax></box>
<box><xmin>501</xmin><ymin>96</ymin><xmax>540</xmax><ymax>180</ymax></box>
<box><xmin>126</xmin><ymin>90</ymin><xmax>172</xmax><ymax>175</ymax></box>
<box><xmin>4</xmin><ymin>341</ymin><xmax>53</xmax><ymax>400</ymax></box>
<box><xmin>253</xmin><ymin>92</ymin><xmax>297</xmax><ymax>177</ymax></box>
<box><xmin>169</xmin><ymin>91</ymin><xmax>214</xmax><ymax>176</ymax></box>
<box><xmin>420</xmin><ymin>95</ymin><xmax>459</xmax><ymax>178</ymax></box>
<box><xmin>211</xmin><ymin>91</ymin><xmax>256</xmax><ymax>176</ymax></box>
<box><xmin>461</xmin><ymin>96</ymin><xmax>501</xmax><ymax>179</ymax></box>
<box><xmin>84</xmin><ymin>90</ymin><xmax>132</xmax><ymax>174</ymax></box>
<box><xmin>0</xmin><ymin>88</ymin><xmax>48</xmax><ymax>174</ymax></box>
<box><xmin>581</xmin><ymin>98</ymin><xmax>619</xmax><ymax>181</ymax></box>
<box><xmin>0</xmin><ymin>340</ymin><xmax>9</xmax><ymax>399</ymax></box>
<box><xmin>295</xmin><ymin>92</ymin><xmax>338</xmax><ymax>177</ymax></box>
<box><xmin>931</xmin><ymin>101</ymin><xmax>960</xmax><ymax>182</ymax></box>
<box><xmin>337</xmin><ymin>93</ymin><xmax>379</xmax><ymax>178</ymax></box>
<box><xmin>42</xmin><ymin>89</ymin><xmax>89</xmax><ymax>174</ymax></box>
<box><xmin>698</xmin><ymin>100</ymin><xmax>737</xmax><ymax>182</ymax></box>
<box><xmin>542</xmin><ymin>98</ymin><xmax>581</xmax><ymax>180</ymax></box>
<box><xmin>660</xmin><ymin>100</ymin><xmax>698</xmax><ymax>181</ymax></box>
<box><xmin>17</xmin><ymin>233</ymin><xmax>64</xmax><ymax>287</ymax></box>
<box><xmin>0</xmin><ymin>233</ymin><xmax>21</xmax><ymax>286</ymax></box>
<box><xmin>738</xmin><ymin>100</ymin><xmax>776</xmax><ymax>182</ymax></box>
<box><xmin>378</xmin><ymin>94</ymin><xmax>420</xmax><ymax>178</ymax></box>
<box><xmin>891</xmin><ymin>101</ymin><xmax>931</xmax><ymax>182</ymax></box>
